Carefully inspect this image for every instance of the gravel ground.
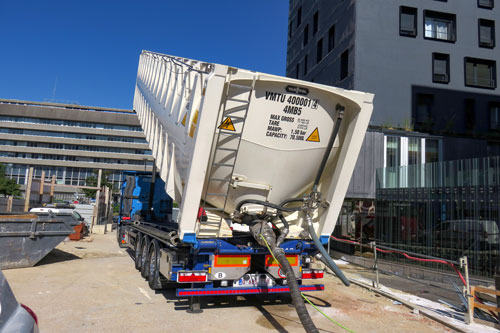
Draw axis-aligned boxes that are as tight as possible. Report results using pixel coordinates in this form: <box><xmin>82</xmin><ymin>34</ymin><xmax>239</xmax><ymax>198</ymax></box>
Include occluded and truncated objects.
<box><xmin>3</xmin><ymin>233</ymin><xmax>452</xmax><ymax>332</ymax></box>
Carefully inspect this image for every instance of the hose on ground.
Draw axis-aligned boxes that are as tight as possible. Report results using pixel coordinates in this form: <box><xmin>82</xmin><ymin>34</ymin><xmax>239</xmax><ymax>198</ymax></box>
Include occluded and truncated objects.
<box><xmin>250</xmin><ymin>221</ymin><xmax>319</xmax><ymax>333</ymax></box>
<box><xmin>306</xmin><ymin>214</ymin><xmax>350</xmax><ymax>287</ymax></box>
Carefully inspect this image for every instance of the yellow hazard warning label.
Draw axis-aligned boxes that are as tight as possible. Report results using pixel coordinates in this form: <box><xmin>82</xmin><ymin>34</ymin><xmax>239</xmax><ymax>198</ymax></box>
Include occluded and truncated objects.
<box><xmin>306</xmin><ymin>127</ymin><xmax>320</xmax><ymax>142</ymax></box>
<box><xmin>218</xmin><ymin>117</ymin><xmax>235</xmax><ymax>131</ymax></box>
<box><xmin>181</xmin><ymin>113</ymin><xmax>187</xmax><ymax>126</ymax></box>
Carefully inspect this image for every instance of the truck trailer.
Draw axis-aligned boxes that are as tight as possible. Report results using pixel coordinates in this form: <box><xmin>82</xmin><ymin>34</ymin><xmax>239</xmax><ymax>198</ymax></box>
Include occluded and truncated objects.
<box><xmin>120</xmin><ymin>50</ymin><xmax>373</xmax><ymax>330</ymax></box>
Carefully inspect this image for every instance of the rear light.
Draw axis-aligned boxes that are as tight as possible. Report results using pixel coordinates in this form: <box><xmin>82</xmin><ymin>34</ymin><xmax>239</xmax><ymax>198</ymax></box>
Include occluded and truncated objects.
<box><xmin>302</xmin><ymin>269</ymin><xmax>324</xmax><ymax>279</ymax></box>
<box><xmin>177</xmin><ymin>271</ymin><xmax>208</xmax><ymax>283</ymax></box>
<box><xmin>122</xmin><ymin>217</ymin><xmax>131</xmax><ymax>220</ymax></box>
<box><xmin>21</xmin><ymin>304</ymin><xmax>38</xmax><ymax>325</ymax></box>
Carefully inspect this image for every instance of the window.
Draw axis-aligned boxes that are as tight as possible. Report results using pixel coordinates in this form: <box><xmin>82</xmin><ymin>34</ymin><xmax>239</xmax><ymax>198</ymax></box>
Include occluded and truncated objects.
<box><xmin>465</xmin><ymin>57</ymin><xmax>497</xmax><ymax>89</ymax></box>
<box><xmin>328</xmin><ymin>24</ymin><xmax>335</xmax><ymax>52</ymax></box>
<box><xmin>313</xmin><ymin>11</ymin><xmax>319</xmax><ymax>36</ymax></box>
<box><xmin>340</xmin><ymin>50</ymin><xmax>349</xmax><ymax>80</ymax></box>
<box><xmin>432</xmin><ymin>53</ymin><xmax>450</xmax><ymax>84</ymax></box>
<box><xmin>289</xmin><ymin>21</ymin><xmax>293</xmax><ymax>38</ymax></box>
<box><xmin>408</xmin><ymin>138</ymin><xmax>421</xmax><ymax>165</ymax></box>
<box><xmin>303</xmin><ymin>24</ymin><xmax>309</xmax><ymax>46</ymax></box>
<box><xmin>479</xmin><ymin>19</ymin><xmax>495</xmax><ymax>48</ymax></box>
<box><xmin>303</xmin><ymin>54</ymin><xmax>308</xmax><ymax>76</ymax></box>
<box><xmin>386</xmin><ymin>136</ymin><xmax>400</xmax><ymax>168</ymax></box>
<box><xmin>478</xmin><ymin>0</ymin><xmax>494</xmax><ymax>9</ymax></box>
<box><xmin>415</xmin><ymin>93</ymin><xmax>434</xmax><ymax>125</ymax></box>
<box><xmin>296</xmin><ymin>63</ymin><xmax>300</xmax><ymax>79</ymax></box>
<box><xmin>400</xmin><ymin>6</ymin><xmax>417</xmax><ymax>37</ymax></box>
<box><xmin>297</xmin><ymin>7</ymin><xmax>302</xmax><ymax>27</ymax></box>
<box><xmin>316</xmin><ymin>38</ymin><xmax>323</xmax><ymax>63</ymax></box>
<box><xmin>424</xmin><ymin>10</ymin><xmax>456</xmax><ymax>42</ymax></box>
<box><xmin>464</xmin><ymin>99</ymin><xmax>476</xmax><ymax>131</ymax></box>
<box><xmin>425</xmin><ymin>139</ymin><xmax>439</xmax><ymax>163</ymax></box>
<box><xmin>490</xmin><ymin>102</ymin><xmax>500</xmax><ymax>130</ymax></box>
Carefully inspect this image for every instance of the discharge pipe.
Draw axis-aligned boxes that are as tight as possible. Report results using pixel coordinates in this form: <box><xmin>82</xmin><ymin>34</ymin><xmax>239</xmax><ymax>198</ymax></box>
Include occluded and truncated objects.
<box><xmin>306</xmin><ymin>213</ymin><xmax>350</xmax><ymax>286</ymax></box>
<box><xmin>251</xmin><ymin>221</ymin><xmax>319</xmax><ymax>333</ymax></box>
<box><xmin>307</xmin><ymin>105</ymin><xmax>350</xmax><ymax>286</ymax></box>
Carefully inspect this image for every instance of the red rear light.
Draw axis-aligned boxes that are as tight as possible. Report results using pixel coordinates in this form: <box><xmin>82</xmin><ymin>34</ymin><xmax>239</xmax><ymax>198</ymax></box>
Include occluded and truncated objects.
<box><xmin>302</xmin><ymin>269</ymin><xmax>324</xmax><ymax>279</ymax></box>
<box><xmin>177</xmin><ymin>271</ymin><xmax>208</xmax><ymax>283</ymax></box>
<box><xmin>21</xmin><ymin>304</ymin><xmax>38</xmax><ymax>325</ymax></box>
<box><xmin>121</xmin><ymin>217</ymin><xmax>131</xmax><ymax>220</ymax></box>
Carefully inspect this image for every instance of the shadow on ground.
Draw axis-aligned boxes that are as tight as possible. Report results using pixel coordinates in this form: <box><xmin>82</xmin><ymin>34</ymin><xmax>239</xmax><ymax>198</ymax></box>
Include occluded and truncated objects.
<box><xmin>37</xmin><ymin>248</ymin><xmax>81</xmax><ymax>266</ymax></box>
<box><xmin>155</xmin><ymin>287</ymin><xmax>334</xmax><ymax>332</ymax></box>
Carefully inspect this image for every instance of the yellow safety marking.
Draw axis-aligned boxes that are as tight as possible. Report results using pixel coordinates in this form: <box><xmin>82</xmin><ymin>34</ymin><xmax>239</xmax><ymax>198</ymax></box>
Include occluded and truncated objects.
<box><xmin>265</xmin><ymin>255</ymin><xmax>298</xmax><ymax>266</ymax></box>
<box><xmin>218</xmin><ymin>117</ymin><xmax>235</xmax><ymax>131</ymax></box>
<box><xmin>189</xmin><ymin>110</ymin><xmax>199</xmax><ymax>138</ymax></box>
<box><xmin>306</xmin><ymin>127</ymin><xmax>320</xmax><ymax>142</ymax></box>
<box><xmin>181</xmin><ymin>113</ymin><xmax>187</xmax><ymax>126</ymax></box>
<box><xmin>214</xmin><ymin>255</ymin><xmax>251</xmax><ymax>267</ymax></box>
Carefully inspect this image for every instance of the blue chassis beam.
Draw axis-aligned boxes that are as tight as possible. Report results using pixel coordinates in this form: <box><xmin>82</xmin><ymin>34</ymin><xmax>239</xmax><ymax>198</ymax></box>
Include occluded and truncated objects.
<box><xmin>177</xmin><ymin>284</ymin><xmax>324</xmax><ymax>297</ymax></box>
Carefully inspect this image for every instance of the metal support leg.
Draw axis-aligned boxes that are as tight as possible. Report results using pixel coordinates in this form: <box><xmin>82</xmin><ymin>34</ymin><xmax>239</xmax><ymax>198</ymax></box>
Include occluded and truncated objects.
<box><xmin>374</xmin><ymin>242</ymin><xmax>379</xmax><ymax>289</ymax></box>
<box><xmin>461</xmin><ymin>256</ymin><xmax>473</xmax><ymax>324</ymax></box>
<box><xmin>187</xmin><ymin>296</ymin><xmax>203</xmax><ymax>314</ymax></box>
<box><xmin>371</xmin><ymin>241</ymin><xmax>379</xmax><ymax>289</ymax></box>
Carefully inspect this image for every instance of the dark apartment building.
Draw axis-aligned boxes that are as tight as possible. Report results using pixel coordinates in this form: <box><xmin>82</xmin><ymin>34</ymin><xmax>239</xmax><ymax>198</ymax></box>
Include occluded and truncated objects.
<box><xmin>287</xmin><ymin>0</ymin><xmax>499</xmax><ymax>195</ymax></box>
<box><xmin>287</xmin><ymin>0</ymin><xmax>499</xmax><ymax>158</ymax></box>
<box><xmin>287</xmin><ymin>0</ymin><xmax>500</xmax><ymax>277</ymax></box>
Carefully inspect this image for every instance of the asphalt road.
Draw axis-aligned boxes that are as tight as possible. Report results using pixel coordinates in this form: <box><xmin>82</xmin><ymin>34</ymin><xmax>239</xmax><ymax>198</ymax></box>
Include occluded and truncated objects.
<box><xmin>2</xmin><ymin>233</ymin><xmax>451</xmax><ymax>332</ymax></box>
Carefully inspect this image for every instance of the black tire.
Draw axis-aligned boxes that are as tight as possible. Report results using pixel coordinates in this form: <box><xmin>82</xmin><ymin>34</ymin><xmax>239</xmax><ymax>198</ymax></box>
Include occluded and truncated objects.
<box><xmin>140</xmin><ymin>235</ymin><xmax>150</xmax><ymax>278</ymax></box>
<box><xmin>147</xmin><ymin>239</ymin><xmax>162</xmax><ymax>290</ymax></box>
<box><xmin>134</xmin><ymin>232</ymin><xmax>143</xmax><ymax>270</ymax></box>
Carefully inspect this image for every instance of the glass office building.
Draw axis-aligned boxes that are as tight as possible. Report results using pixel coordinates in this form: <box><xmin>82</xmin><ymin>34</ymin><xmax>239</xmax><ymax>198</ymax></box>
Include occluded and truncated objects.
<box><xmin>0</xmin><ymin>99</ymin><xmax>153</xmax><ymax>199</ymax></box>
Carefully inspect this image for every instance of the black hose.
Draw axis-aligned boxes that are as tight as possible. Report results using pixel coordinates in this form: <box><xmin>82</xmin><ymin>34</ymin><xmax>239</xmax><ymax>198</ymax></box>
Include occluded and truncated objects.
<box><xmin>306</xmin><ymin>216</ymin><xmax>350</xmax><ymax>286</ymax></box>
<box><xmin>313</xmin><ymin>105</ymin><xmax>344</xmax><ymax>187</ymax></box>
<box><xmin>275</xmin><ymin>213</ymin><xmax>289</xmax><ymax>246</ymax></box>
<box><xmin>235</xmin><ymin>199</ymin><xmax>302</xmax><ymax>213</ymax></box>
<box><xmin>250</xmin><ymin>221</ymin><xmax>318</xmax><ymax>333</ymax></box>
<box><xmin>280</xmin><ymin>198</ymin><xmax>303</xmax><ymax>206</ymax></box>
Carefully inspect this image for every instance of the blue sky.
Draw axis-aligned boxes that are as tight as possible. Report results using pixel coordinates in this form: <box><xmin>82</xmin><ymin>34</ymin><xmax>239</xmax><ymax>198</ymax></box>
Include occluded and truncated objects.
<box><xmin>0</xmin><ymin>1</ymin><xmax>289</xmax><ymax>109</ymax></box>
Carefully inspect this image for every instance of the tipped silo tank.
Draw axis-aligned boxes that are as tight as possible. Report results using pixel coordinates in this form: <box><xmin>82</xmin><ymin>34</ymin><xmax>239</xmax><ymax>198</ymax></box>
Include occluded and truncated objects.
<box><xmin>133</xmin><ymin>50</ymin><xmax>373</xmax><ymax>242</ymax></box>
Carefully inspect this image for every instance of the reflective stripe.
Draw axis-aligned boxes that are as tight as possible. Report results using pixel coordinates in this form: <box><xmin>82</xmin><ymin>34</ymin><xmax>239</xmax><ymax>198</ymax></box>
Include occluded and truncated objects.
<box><xmin>176</xmin><ymin>285</ymin><xmax>324</xmax><ymax>297</ymax></box>
<box><xmin>214</xmin><ymin>255</ymin><xmax>251</xmax><ymax>267</ymax></box>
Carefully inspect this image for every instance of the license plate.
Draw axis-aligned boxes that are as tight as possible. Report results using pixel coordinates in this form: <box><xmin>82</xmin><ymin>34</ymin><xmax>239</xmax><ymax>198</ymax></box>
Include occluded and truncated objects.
<box><xmin>233</xmin><ymin>274</ymin><xmax>275</xmax><ymax>288</ymax></box>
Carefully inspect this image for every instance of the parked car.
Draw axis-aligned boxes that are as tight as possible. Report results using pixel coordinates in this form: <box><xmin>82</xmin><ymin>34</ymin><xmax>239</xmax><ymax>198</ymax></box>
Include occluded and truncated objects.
<box><xmin>0</xmin><ymin>270</ymin><xmax>39</xmax><ymax>332</ymax></box>
<box><xmin>30</xmin><ymin>205</ymin><xmax>85</xmax><ymax>227</ymax></box>
<box><xmin>433</xmin><ymin>219</ymin><xmax>500</xmax><ymax>251</ymax></box>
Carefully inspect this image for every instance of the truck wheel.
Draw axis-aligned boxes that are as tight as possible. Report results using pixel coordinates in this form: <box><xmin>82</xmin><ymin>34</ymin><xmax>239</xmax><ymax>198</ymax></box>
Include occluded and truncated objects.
<box><xmin>148</xmin><ymin>239</ymin><xmax>162</xmax><ymax>290</ymax></box>
<box><xmin>140</xmin><ymin>236</ymin><xmax>150</xmax><ymax>278</ymax></box>
<box><xmin>134</xmin><ymin>232</ymin><xmax>143</xmax><ymax>270</ymax></box>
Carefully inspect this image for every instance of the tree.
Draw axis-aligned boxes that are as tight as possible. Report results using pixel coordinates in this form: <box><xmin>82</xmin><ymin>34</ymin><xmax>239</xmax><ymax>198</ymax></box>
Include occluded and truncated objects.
<box><xmin>0</xmin><ymin>164</ymin><xmax>21</xmax><ymax>197</ymax></box>
<box><xmin>81</xmin><ymin>170</ymin><xmax>113</xmax><ymax>199</ymax></box>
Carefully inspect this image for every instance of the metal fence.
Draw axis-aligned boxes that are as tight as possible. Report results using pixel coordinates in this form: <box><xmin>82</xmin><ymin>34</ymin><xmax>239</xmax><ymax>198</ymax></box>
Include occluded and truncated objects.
<box><xmin>375</xmin><ymin>156</ymin><xmax>500</xmax><ymax>277</ymax></box>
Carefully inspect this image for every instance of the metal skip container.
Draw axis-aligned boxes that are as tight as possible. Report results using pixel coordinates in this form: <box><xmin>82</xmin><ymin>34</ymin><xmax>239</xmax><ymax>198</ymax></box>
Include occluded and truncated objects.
<box><xmin>134</xmin><ymin>51</ymin><xmax>373</xmax><ymax>241</ymax></box>
<box><xmin>0</xmin><ymin>213</ymin><xmax>74</xmax><ymax>269</ymax></box>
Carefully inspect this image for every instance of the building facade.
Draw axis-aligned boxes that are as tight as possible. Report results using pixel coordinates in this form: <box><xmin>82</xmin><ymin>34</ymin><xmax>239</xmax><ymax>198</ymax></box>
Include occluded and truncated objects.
<box><xmin>0</xmin><ymin>99</ymin><xmax>153</xmax><ymax>197</ymax></box>
<box><xmin>287</xmin><ymin>0</ymin><xmax>500</xmax><ymax>198</ymax></box>
<box><xmin>287</xmin><ymin>0</ymin><xmax>500</xmax><ymax>159</ymax></box>
<box><xmin>288</xmin><ymin>1</ymin><xmax>500</xmax><ymax>269</ymax></box>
